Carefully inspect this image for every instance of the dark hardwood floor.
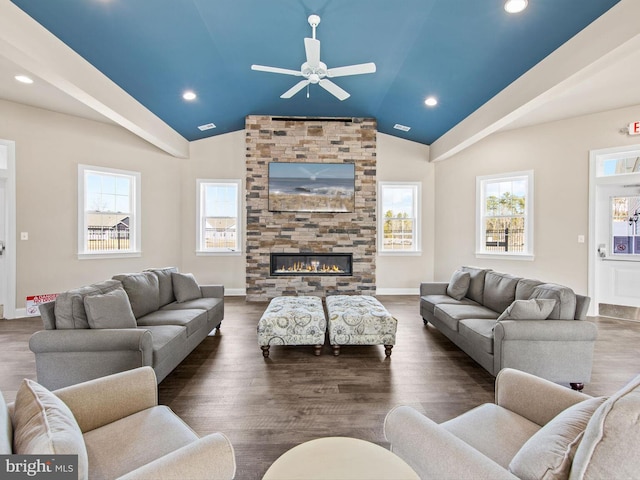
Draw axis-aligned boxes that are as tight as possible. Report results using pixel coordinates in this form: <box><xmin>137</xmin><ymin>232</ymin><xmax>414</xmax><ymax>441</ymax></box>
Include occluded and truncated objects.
<box><xmin>2</xmin><ymin>296</ymin><xmax>640</xmax><ymax>479</ymax></box>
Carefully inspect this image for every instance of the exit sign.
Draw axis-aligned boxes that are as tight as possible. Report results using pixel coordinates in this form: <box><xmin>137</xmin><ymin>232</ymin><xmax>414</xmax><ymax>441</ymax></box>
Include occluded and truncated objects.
<box><xmin>629</xmin><ymin>121</ymin><xmax>640</xmax><ymax>135</ymax></box>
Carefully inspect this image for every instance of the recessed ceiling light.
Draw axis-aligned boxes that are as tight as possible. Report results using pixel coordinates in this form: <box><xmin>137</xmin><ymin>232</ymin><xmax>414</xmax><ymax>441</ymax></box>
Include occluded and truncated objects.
<box><xmin>504</xmin><ymin>0</ymin><xmax>528</xmax><ymax>13</ymax></box>
<box><xmin>424</xmin><ymin>96</ymin><xmax>438</xmax><ymax>107</ymax></box>
<box><xmin>198</xmin><ymin>123</ymin><xmax>216</xmax><ymax>131</ymax></box>
<box><xmin>393</xmin><ymin>124</ymin><xmax>411</xmax><ymax>132</ymax></box>
<box><xmin>182</xmin><ymin>90</ymin><xmax>197</xmax><ymax>101</ymax></box>
<box><xmin>14</xmin><ymin>75</ymin><xmax>34</xmax><ymax>84</ymax></box>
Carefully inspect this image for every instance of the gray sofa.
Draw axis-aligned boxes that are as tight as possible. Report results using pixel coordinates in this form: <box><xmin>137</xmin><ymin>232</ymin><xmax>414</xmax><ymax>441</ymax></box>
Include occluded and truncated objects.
<box><xmin>385</xmin><ymin>368</ymin><xmax>640</xmax><ymax>480</ymax></box>
<box><xmin>30</xmin><ymin>267</ymin><xmax>224</xmax><ymax>390</ymax></box>
<box><xmin>420</xmin><ymin>266</ymin><xmax>597</xmax><ymax>386</ymax></box>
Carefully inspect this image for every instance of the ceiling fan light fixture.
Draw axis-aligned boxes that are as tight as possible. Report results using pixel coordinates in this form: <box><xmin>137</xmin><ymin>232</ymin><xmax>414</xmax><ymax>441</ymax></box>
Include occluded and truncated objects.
<box><xmin>504</xmin><ymin>0</ymin><xmax>528</xmax><ymax>14</ymax></box>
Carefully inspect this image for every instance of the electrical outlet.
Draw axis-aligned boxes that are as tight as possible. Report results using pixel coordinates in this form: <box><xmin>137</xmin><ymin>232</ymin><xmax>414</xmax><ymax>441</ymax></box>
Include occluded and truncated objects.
<box><xmin>578</xmin><ymin>235</ymin><xmax>585</xmax><ymax>244</ymax></box>
<box><xmin>20</xmin><ymin>232</ymin><xmax>28</xmax><ymax>240</ymax></box>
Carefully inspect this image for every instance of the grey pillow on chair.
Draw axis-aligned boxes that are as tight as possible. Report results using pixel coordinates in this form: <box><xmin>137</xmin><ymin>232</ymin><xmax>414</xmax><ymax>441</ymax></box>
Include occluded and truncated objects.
<box><xmin>447</xmin><ymin>270</ymin><xmax>471</xmax><ymax>301</ymax></box>
<box><xmin>84</xmin><ymin>288</ymin><xmax>137</xmax><ymax>329</ymax></box>
<box><xmin>172</xmin><ymin>272</ymin><xmax>202</xmax><ymax>303</ymax></box>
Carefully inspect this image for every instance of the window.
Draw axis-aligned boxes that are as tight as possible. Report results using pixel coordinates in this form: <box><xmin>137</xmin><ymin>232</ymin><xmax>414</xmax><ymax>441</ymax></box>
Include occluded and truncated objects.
<box><xmin>197</xmin><ymin>179</ymin><xmax>242</xmax><ymax>254</ymax></box>
<box><xmin>378</xmin><ymin>182</ymin><xmax>421</xmax><ymax>254</ymax></box>
<box><xmin>78</xmin><ymin>165</ymin><xmax>141</xmax><ymax>258</ymax></box>
<box><xmin>476</xmin><ymin>171</ymin><xmax>533</xmax><ymax>259</ymax></box>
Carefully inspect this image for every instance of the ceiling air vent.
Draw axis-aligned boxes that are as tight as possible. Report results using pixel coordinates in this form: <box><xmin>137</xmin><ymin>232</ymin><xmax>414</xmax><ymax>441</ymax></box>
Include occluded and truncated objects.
<box><xmin>198</xmin><ymin>123</ymin><xmax>216</xmax><ymax>131</ymax></box>
<box><xmin>393</xmin><ymin>124</ymin><xmax>411</xmax><ymax>132</ymax></box>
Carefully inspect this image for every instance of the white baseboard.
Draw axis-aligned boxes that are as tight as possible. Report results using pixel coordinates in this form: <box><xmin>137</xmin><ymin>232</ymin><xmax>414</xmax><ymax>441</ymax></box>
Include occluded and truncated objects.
<box><xmin>375</xmin><ymin>288</ymin><xmax>420</xmax><ymax>295</ymax></box>
<box><xmin>12</xmin><ymin>308</ymin><xmax>28</xmax><ymax>319</ymax></box>
<box><xmin>225</xmin><ymin>288</ymin><xmax>247</xmax><ymax>296</ymax></box>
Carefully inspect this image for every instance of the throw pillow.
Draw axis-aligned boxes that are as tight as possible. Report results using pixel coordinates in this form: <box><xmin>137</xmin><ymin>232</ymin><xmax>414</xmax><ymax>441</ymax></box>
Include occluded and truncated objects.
<box><xmin>172</xmin><ymin>272</ymin><xmax>202</xmax><ymax>303</ymax></box>
<box><xmin>509</xmin><ymin>396</ymin><xmax>607</xmax><ymax>480</ymax></box>
<box><xmin>13</xmin><ymin>379</ymin><xmax>89</xmax><ymax>480</ymax></box>
<box><xmin>497</xmin><ymin>298</ymin><xmax>557</xmax><ymax>322</ymax></box>
<box><xmin>84</xmin><ymin>288</ymin><xmax>137</xmax><ymax>329</ymax></box>
<box><xmin>446</xmin><ymin>270</ymin><xmax>470</xmax><ymax>301</ymax></box>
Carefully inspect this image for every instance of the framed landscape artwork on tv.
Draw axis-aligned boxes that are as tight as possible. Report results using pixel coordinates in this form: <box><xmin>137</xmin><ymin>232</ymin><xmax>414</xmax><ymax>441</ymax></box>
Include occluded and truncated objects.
<box><xmin>268</xmin><ymin>162</ymin><xmax>355</xmax><ymax>212</ymax></box>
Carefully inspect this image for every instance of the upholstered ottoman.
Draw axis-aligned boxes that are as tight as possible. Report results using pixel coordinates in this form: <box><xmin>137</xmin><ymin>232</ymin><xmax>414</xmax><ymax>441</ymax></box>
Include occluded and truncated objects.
<box><xmin>257</xmin><ymin>296</ymin><xmax>327</xmax><ymax>358</ymax></box>
<box><xmin>326</xmin><ymin>295</ymin><xmax>397</xmax><ymax>356</ymax></box>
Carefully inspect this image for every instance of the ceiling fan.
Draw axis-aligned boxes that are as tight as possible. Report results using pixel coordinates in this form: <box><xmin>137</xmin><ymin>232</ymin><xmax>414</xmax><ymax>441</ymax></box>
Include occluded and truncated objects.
<box><xmin>251</xmin><ymin>14</ymin><xmax>376</xmax><ymax>101</ymax></box>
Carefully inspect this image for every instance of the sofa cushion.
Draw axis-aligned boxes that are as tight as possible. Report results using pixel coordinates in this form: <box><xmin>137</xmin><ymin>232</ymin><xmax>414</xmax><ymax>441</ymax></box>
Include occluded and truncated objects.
<box><xmin>13</xmin><ymin>379</ymin><xmax>89</xmax><ymax>480</ymax></box>
<box><xmin>172</xmin><ymin>272</ymin><xmax>202</xmax><ymax>303</ymax></box>
<box><xmin>516</xmin><ymin>278</ymin><xmax>544</xmax><ymax>300</ymax></box>
<box><xmin>459</xmin><ymin>319</ymin><xmax>496</xmax><ymax>354</ymax></box>
<box><xmin>137</xmin><ymin>309</ymin><xmax>207</xmax><ymax>337</ymax></box>
<box><xmin>420</xmin><ymin>295</ymin><xmax>476</xmax><ymax>314</ymax></box>
<box><xmin>54</xmin><ymin>280</ymin><xmax>123</xmax><ymax>329</ymax></box>
<box><xmin>509</xmin><ymin>396</ymin><xmax>607</xmax><ymax>480</ymax></box>
<box><xmin>447</xmin><ymin>270</ymin><xmax>471</xmax><ymax>301</ymax></box>
<box><xmin>530</xmin><ymin>284</ymin><xmax>577</xmax><ymax>320</ymax></box>
<box><xmin>83</xmin><ymin>406</ymin><xmax>198</xmax><ymax>480</ymax></box>
<box><xmin>570</xmin><ymin>374</ymin><xmax>640</xmax><ymax>480</ymax></box>
<box><xmin>461</xmin><ymin>266</ymin><xmax>492</xmax><ymax>304</ymax></box>
<box><xmin>434</xmin><ymin>304</ymin><xmax>499</xmax><ymax>331</ymax></box>
<box><xmin>113</xmin><ymin>272</ymin><xmax>160</xmax><ymax>319</ymax></box>
<box><xmin>497</xmin><ymin>299</ymin><xmax>557</xmax><ymax>322</ymax></box>
<box><xmin>145</xmin><ymin>267</ymin><xmax>178</xmax><ymax>307</ymax></box>
<box><xmin>84</xmin><ymin>288</ymin><xmax>137</xmax><ymax>329</ymax></box>
<box><xmin>161</xmin><ymin>297</ymin><xmax>224</xmax><ymax>325</ymax></box>
<box><xmin>483</xmin><ymin>271</ymin><xmax>522</xmax><ymax>314</ymax></box>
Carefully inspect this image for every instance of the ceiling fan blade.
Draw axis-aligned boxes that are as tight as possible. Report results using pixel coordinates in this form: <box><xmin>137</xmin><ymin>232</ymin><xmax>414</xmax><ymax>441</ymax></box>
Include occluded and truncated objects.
<box><xmin>304</xmin><ymin>38</ymin><xmax>321</xmax><ymax>69</ymax></box>
<box><xmin>281</xmin><ymin>80</ymin><xmax>310</xmax><ymax>99</ymax></box>
<box><xmin>327</xmin><ymin>62</ymin><xmax>376</xmax><ymax>78</ymax></box>
<box><xmin>251</xmin><ymin>64</ymin><xmax>302</xmax><ymax>76</ymax></box>
<box><xmin>318</xmin><ymin>79</ymin><xmax>350</xmax><ymax>101</ymax></box>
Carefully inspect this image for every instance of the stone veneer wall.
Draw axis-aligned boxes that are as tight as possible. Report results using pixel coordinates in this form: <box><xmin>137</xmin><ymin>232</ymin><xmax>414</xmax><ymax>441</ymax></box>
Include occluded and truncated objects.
<box><xmin>245</xmin><ymin>116</ymin><xmax>377</xmax><ymax>302</ymax></box>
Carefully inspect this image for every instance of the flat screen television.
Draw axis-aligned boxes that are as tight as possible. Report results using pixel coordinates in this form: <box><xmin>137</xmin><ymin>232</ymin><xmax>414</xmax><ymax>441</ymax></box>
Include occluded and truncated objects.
<box><xmin>268</xmin><ymin>162</ymin><xmax>355</xmax><ymax>212</ymax></box>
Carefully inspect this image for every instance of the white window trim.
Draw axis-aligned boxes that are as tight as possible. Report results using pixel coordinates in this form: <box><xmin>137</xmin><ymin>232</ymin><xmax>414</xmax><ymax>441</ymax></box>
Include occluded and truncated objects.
<box><xmin>196</xmin><ymin>179</ymin><xmax>242</xmax><ymax>256</ymax></box>
<box><xmin>476</xmin><ymin>170</ymin><xmax>534</xmax><ymax>261</ymax></box>
<box><xmin>378</xmin><ymin>181</ymin><xmax>422</xmax><ymax>256</ymax></box>
<box><xmin>78</xmin><ymin>164</ymin><xmax>141</xmax><ymax>259</ymax></box>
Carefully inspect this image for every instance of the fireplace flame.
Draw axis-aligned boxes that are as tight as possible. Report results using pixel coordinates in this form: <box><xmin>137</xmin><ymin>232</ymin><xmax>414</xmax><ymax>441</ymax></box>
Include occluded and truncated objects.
<box><xmin>275</xmin><ymin>261</ymin><xmax>346</xmax><ymax>274</ymax></box>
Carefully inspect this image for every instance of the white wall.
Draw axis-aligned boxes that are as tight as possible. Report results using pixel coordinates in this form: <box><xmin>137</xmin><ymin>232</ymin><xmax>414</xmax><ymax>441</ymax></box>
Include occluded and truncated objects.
<box><xmin>376</xmin><ymin>133</ymin><xmax>434</xmax><ymax>293</ymax></box>
<box><xmin>0</xmin><ymin>99</ymin><xmax>182</xmax><ymax>310</ymax></box>
<box><xmin>434</xmin><ymin>104</ymin><xmax>640</xmax><ymax>295</ymax></box>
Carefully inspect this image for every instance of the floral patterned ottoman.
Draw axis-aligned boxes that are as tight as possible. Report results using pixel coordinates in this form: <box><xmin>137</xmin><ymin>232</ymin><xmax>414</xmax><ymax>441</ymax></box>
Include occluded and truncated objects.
<box><xmin>326</xmin><ymin>295</ymin><xmax>397</xmax><ymax>356</ymax></box>
<box><xmin>257</xmin><ymin>296</ymin><xmax>327</xmax><ymax>358</ymax></box>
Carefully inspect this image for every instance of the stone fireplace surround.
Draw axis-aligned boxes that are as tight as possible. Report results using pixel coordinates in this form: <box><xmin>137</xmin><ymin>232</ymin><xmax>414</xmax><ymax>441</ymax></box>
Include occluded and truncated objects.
<box><xmin>245</xmin><ymin>115</ymin><xmax>377</xmax><ymax>302</ymax></box>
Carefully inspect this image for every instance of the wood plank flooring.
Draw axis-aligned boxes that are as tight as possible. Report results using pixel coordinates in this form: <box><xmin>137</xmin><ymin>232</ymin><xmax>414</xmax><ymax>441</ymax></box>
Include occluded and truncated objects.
<box><xmin>2</xmin><ymin>296</ymin><xmax>640</xmax><ymax>479</ymax></box>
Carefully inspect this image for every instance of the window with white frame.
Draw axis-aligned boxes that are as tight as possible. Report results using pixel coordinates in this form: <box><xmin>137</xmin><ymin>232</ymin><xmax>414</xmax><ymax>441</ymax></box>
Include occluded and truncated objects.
<box><xmin>476</xmin><ymin>171</ymin><xmax>533</xmax><ymax>258</ymax></box>
<box><xmin>197</xmin><ymin>179</ymin><xmax>241</xmax><ymax>254</ymax></box>
<box><xmin>78</xmin><ymin>165</ymin><xmax>141</xmax><ymax>258</ymax></box>
<box><xmin>378</xmin><ymin>182</ymin><xmax>421</xmax><ymax>254</ymax></box>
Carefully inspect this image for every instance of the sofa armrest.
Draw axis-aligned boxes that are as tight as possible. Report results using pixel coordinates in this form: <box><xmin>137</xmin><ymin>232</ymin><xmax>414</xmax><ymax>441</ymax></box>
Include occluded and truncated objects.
<box><xmin>384</xmin><ymin>406</ymin><xmax>518</xmax><ymax>480</ymax></box>
<box><xmin>117</xmin><ymin>433</ymin><xmax>236</xmax><ymax>480</ymax></box>
<box><xmin>420</xmin><ymin>282</ymin><xmax>448</xmax><ymax>296</ymax></box>
<box><xmin>29</xmin><ymin>328</ymin><xmax>154</xmax><ymax>354</ymax></box>
<box><xmin>54</xmin><ymin>367</ymin><xmax>158</xmax><ymax>433</ymax></box>
<box><xmin>200</xmin><ymin>284</ymin><xmax>224</xmax><ymax>298</ymax></box>
<box><xmin>494</xmin><ymin>319</ymin><xmax>598</xmax><ymax>342</ymax></box>
<box><xmin>494</xmin><ymin>368</ymin><xmax>591</xmax><ymax>427</ymax></box>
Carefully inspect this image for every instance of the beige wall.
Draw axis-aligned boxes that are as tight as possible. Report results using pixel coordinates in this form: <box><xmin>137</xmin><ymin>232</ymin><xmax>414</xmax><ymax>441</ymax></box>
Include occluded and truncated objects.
<box><xmin>434</xmin><ymin>104</ymin><xmax>640</xmax><ymax>295</ymax></box>
<box><xmin>0</xmin><ymin>99</ymin><xmax>182</xmax><ymax>308</ymax></box>
<box><xmin>376</xmin><ymin>133</ymin><xmax>434</xmax><ymax>292</ymax></box>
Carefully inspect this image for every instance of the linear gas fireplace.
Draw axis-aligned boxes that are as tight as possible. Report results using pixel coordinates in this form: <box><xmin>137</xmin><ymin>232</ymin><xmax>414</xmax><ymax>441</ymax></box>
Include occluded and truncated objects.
<box><xmin>270</xmin><ymin>253</ymin><xmax>352</xmax><ymax>276</ymax></box>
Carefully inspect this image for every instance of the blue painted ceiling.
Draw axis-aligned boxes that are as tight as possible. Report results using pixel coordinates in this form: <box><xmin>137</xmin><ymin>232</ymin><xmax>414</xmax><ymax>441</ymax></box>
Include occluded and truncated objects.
<box><xmin>11</xmin><ymin>0</ymin><xmax>620</xmax><ymax>145</ymax></box>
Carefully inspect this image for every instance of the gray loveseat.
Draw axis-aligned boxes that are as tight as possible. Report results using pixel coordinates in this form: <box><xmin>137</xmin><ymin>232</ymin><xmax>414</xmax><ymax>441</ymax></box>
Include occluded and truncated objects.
<box><xmin>420</xmin><ymin>267</ymin><xmax>597</xmax><ymax>387</ymax></box>
<box><xmin>30</xmin><ymin>267</ymin><xmax>224</xmax><ymax>390</ymax></box>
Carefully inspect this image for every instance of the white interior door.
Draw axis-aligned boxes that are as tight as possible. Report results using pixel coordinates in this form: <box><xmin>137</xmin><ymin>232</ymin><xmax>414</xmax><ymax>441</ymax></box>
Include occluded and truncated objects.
<box><xmin>589</xmin><ymin>145</ymin><xmax>640</xmax><ymax>316</ymax></box>
<box><xmin>0</xmin><ymin>178</ymin><xmax>5</xmax><ymax>315</ymax></box>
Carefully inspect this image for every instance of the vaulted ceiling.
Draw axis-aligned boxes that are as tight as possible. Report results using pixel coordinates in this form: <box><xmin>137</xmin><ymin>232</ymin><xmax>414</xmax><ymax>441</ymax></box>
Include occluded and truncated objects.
<box><xmin>2</xmin><ymin>0</ymin><xmax>639</xmax><ymax>160</ymax></box>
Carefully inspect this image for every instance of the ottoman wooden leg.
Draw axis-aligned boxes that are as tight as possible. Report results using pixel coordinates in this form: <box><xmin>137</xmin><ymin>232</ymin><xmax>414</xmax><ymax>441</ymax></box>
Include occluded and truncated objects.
<box><xmin>384</xmin><ymin>345</ymin><xmax>393</xmax><ymax>357</ymax></box>
<box><xmin>332</xmin><ymin>345</ymin><xmax>341</xmax><ymax>356</ymax></box>
<box><xmin>261</xmin><ymin>345</ymin><xmax>270</xmax><ymax>358</ymax></box>
<box><xmin>314</xmin><ymin>344</ymin><xmax>322</xmax><ymax>356</ymax></box>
